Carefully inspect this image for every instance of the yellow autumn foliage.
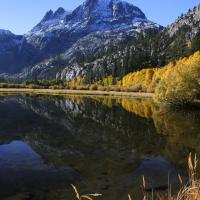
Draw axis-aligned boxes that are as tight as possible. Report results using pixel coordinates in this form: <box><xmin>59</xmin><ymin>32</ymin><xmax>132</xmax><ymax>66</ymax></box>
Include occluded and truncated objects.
<box><xmin>95</xmin><ymin>75</ymin><xmax>117</xmax><ymax>86</ymax></box>
<box><xmin>155</xmin><ymin>51</ymin><xmax>200</xmax><ymax>104</ymax></box>
<box><xmin>122</xmin><ymin>68</ymin><xmax>158</xmax><ymax>92</ymax></box>
<box><xmin>66</xmin><ymin>76</ymin><xmax>84</xmax><ymax>86</ymax></box>
<box><xmin>122</xmin><ymin>51</ymin><xmax>200</xmax><ymax>104</ymax></box>
<box><xmin>119</xmin><ymin>98</ymin><xmax>155</xmax><ymax>119</ymax></box>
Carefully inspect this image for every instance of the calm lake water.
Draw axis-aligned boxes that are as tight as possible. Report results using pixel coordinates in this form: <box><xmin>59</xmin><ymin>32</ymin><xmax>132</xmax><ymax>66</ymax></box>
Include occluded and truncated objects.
<box><xmin>0</xmin><ymin>94</ymin><xmax>200</xmax><ymax>200</ymax></box>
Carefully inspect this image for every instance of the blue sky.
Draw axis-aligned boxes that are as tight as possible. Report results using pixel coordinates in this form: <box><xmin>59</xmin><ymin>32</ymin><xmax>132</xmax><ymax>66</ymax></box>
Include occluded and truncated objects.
<box><xmin>0</xmin><ymin>0</ymin><xmax>199</xmax><ymax>35</ymax></box>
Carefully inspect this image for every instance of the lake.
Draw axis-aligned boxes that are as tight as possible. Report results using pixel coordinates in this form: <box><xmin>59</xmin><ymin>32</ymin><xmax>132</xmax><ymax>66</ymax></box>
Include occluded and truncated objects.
<box><xmin>0</xmin><ymin>94</ymin><xmax>199</xmax><ymax>200</ymax></box>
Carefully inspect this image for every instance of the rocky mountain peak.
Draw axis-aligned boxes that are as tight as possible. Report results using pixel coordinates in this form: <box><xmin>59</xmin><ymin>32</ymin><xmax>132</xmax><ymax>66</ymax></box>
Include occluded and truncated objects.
<box><xmin>41</xmin><ymin>10</ymin><xmax>54</xmax><ymax>23</ymax></box>
<box><xmin>54</xmin><ymin>7</ymin><xmax>66</xmax><ymax>16</ymax></box>
<box><xmin>66</xmin><ymin>0</ymin><xmax>146</xmax><ymax>23</ymax></box>
<box><xmin>111</xmin><ymin>0</ymin><xmax>146</xmax><ymax>20</ymax></box>
<box><xmin>39</xmin><ymin>7</ymin><xmax>71</xmax><ymax>25</ymax></box>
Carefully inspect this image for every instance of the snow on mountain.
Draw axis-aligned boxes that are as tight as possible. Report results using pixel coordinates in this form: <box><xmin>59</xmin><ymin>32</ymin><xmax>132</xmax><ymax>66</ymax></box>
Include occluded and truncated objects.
<box><xmin>25</xmin><ymin>0</ymin><xmax>154</xmax><ymax>38</ymax></box>
<box><xmin>24</xmin><ymin>0</ymin><xmax>160</xmax><ymax>54</ymax></box>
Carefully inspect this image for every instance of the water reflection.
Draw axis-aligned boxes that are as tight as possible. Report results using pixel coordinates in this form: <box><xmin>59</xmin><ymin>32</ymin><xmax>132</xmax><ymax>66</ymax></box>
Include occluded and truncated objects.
<box><xmin>0</xmin><ymin>141</ymin><xmax>45</xmax><ymax>169</ymax></box>
<box><xmin>118</xmin><ymin>98</ymin><xmax>200</xmax><ymax>168</ymax></box>
<box><xmin>0</xmin><ymin>94</ymin><xmax>199</xmax><ymax>199</ymax></box>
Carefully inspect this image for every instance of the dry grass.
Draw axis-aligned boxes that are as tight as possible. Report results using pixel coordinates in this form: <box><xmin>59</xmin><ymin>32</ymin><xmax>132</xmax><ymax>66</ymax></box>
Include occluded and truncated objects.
<box><xmin>97</xmin><ymin>86</ymin><xmax>106</xmax><ymax>91</ymax></box>
<box><xmin>128</xmin><ymin>153</ymin><xmax>200</xmax><ymax>200</ymax></box>
<box><xmin>175</xmin><ymin>153</ymin><xmax>200</xmax><ymax>200</ymax></box>
<box><xmin>71</xmin><ymin>154</ymin><xmax>199</xmax><ymax>200</ymax></box>
<box><xmin>71</xmin><ymin>184</ymin><xmax>102</xmax><ymax>200</ymax></box>
<box><xmin>0</xmin><ymin>88</ymin><xmax>154</xmax><ymax>98</ymax></box>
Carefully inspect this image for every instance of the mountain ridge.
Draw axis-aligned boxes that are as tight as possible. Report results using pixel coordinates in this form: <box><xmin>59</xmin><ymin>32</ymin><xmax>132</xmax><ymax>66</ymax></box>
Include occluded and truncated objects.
<box><xmin>0</xmin><ymin>1</ymin><xmax>199</xmax><ymax>83</ymax></box>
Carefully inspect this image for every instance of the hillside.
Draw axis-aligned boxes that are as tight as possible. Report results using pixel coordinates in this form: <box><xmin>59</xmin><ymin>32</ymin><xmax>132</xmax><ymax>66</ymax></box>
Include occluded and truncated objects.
<box><xmin>0</xmin><ymin>1</ymin><xmax>199</xmax><ymax>83</ymax></box>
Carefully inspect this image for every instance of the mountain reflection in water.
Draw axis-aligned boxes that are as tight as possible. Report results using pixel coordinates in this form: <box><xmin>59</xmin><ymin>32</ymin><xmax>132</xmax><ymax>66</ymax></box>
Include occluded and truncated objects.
<box><xmin>0</xmin><ymin>94</ymin><xmax>199</xmax><ymax>200</ymax></box>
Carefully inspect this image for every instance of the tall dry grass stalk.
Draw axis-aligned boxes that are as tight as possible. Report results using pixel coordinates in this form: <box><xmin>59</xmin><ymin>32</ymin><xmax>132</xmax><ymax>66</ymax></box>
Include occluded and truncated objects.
<box><xmin>175</xmin><ymin>153</ymin><xmax>200</xmax><ymax>200</ymax></box>
<box><xmin>128</xmin><ymin>154</ymin><xmax>200</xmax><ymax>200</ymax></box>
<box><xmin>71</xmin><ymin>154</ymin><xmax>199</xmax><ymax>200</ymax></box>
<box><xmin>128</xmin><ymin>194</ymin><xmax>132</xmax><ymax>200</ymax></box>
<box><xmin>71</xmin><ymin>184</ymin><xmax>102</xmax><ymax>200</ymax></box>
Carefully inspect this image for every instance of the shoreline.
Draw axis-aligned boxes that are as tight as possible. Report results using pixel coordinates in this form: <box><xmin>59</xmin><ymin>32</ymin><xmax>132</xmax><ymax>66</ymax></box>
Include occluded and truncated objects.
<box><xmin>0</xmin><ymin>88</ymin><xmax>154</xmax><ymax>98</ymax></box>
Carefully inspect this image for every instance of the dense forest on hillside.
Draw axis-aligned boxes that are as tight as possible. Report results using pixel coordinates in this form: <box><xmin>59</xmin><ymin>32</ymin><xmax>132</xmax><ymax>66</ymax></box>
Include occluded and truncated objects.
<box><xmin>81</xmin><ymin>27</ymin><xmax>200</xmax><ymax>83</ymax></box>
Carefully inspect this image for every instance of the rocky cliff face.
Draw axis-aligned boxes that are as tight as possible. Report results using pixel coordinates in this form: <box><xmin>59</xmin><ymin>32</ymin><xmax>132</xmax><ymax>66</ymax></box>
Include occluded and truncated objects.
<box><xmin>166</xmin><ymin>5</ymin><xmax>200</xmax><ymax>38</ymax></box>
<box><xmin>157</xmin><ymin>5</ymin><xmax>200</xmax><ymax>63</ymax></box>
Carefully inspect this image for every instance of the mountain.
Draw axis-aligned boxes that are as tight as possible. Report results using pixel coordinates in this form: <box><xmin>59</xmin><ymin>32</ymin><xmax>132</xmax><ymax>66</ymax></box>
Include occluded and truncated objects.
<box><xmin>158</xmin><ymin>5</ymin><xmax>200</xmax><ymax>62</ymax></box>
<box><xmin>166</xmin><ymin>5</ymin><xmax>200</xmax><ymax>38</ymax></box>
<box><xmin>22</xmin><ymin>0</ymin><xmax>160</xmax><ymax>68</ymax></box>
<box><xmin>0</xmin><ymin>0</ymin><xmax>199</xmax><ymax>83</ymax></box>
<box><xmin>0</xmin><ymin>30</ymin><xmax>23</xmax><ymax>73</ymax></box>
<box><xmin>0</xmin><ymin>0</ymin><xmax>162</xmax><ymax>80</ymax></box>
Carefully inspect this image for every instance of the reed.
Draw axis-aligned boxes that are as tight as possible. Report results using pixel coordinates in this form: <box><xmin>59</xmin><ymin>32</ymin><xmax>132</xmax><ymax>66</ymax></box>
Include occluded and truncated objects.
<box><xmin>175</xmin><ymin>153</ymin><xmax>200</xmax><ymax>200</ymax></box>
<box><xmin>71</xmin><ymin>154</ymin><xmax>199</xmax><ymax>200</ymax></box>
<box><xmin>128</xmin><ymin>153</ymin><xmax>200</xmax><ymax>200</ymax></box>
<box><xmin>71</xmin><ymin>184</ymin><xmax>102</xmax><ymax>200</ymax></box>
